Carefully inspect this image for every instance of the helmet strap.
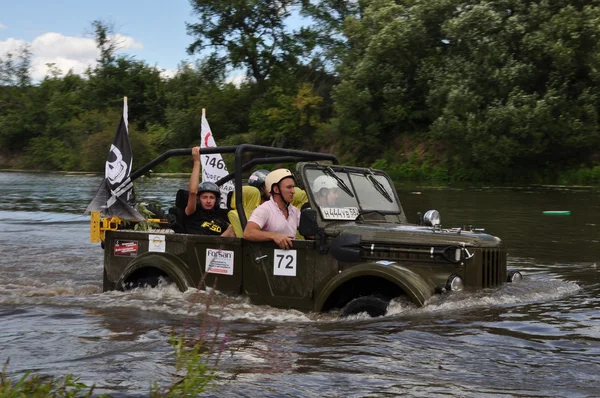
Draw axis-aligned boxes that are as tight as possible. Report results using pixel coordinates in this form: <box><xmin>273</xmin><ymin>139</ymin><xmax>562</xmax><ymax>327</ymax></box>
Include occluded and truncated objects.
<box><xmin>273</xmin><ymin>183</ymin><xmax>291</xmax><ymax>208</ymax></box>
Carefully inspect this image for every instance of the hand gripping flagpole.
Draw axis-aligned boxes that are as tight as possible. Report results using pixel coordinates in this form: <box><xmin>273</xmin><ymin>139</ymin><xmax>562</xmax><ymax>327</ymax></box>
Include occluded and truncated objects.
<box><xmin>200</xmin><ymin>108</ymin><xmax>235</xmax><ymax>208</ymax></box>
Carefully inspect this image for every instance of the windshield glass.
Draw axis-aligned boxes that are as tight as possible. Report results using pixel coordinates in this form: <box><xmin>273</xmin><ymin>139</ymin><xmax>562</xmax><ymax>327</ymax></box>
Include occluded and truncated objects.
<box><xmin>305</xmin><ymin>168</ymin><xmax>400</xmax><ymax>220</ymax></box>
<box><xmin>348</xmin><ymin>172</ymin><xmax>399</xmax><ymax>212</ymax></box>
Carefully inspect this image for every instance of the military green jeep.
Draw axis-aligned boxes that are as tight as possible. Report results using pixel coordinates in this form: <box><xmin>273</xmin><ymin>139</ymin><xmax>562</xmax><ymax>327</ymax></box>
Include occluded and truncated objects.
<box><xmin>95</xmin><ymin>145</ymin><xmax>521</xmax><ymax>317</ymax></box>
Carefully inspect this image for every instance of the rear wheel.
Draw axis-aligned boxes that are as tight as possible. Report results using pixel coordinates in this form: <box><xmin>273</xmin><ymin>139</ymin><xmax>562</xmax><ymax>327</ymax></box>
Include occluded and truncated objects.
<box><xmin>122</xmin><ymin>268</ymin><xmax>172</xmax><ymax>290</ymax></box>
<box><xmin>340</xmin><ymin>296</ymin><xmax>389</xmax><ymax>318</ymax></box>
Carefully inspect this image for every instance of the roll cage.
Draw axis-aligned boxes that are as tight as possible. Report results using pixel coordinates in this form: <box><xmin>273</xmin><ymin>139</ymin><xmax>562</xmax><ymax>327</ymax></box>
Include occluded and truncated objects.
<box><xmin>127</xmin><ymin>144</ymin><xmax>339</xmax><ymax>229</ymax></box>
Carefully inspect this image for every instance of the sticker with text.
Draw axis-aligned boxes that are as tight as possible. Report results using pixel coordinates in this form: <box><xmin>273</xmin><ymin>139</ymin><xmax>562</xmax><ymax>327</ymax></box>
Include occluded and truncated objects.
<box><xmin>114</xmin><ymin>240</ymin><xmax>138</xmax><ymax>257</ymax></box>
<box><xmin>148</xmin><ymin>234</ymin><xmax>165</xmax><ymax>253</ymax></box>
<box><xmin>273</xmin><ymin>249</ymin><xmax>297</xmax><ymax>276</ymax></box>
<box><xmin>205</xmin><ymin>248</ymin><xmax>234</xmax><ymax>275</ymax></box>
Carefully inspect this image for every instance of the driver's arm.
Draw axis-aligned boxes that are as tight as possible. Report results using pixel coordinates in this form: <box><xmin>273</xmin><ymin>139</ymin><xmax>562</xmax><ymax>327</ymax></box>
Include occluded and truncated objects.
<box><xmin>244</xmin><ymin>222</ymin><xmax>294</xmax><ymax>250</ymax></box>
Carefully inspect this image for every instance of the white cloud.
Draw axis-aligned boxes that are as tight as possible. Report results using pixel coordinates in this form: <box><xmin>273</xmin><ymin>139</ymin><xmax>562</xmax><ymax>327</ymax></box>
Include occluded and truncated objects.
<box><xmin>31</xmin><ymin>33</ymin><xmax>98</xmax><ymax>61</ymax></box>
<box><xmin>0</xmin><ymin>32</ymin><xmax>143</xmax><ymax>81</ymax></box>
<box><xmin>113</xmin><ymin>34</ymin><xmax>144</xmax><ymax>50</ymax></box>
<box><xmin>226</xmin><ymin>73</ymin><xmax>247</xmax><ymax>87</ymax></box>
<box><xmin>160</xmin><ymin>68</ymin><xmax>178</xmax><ymax>79</ymax></box>
<box><xmin>0</xmin><ymin>23</ymin><xmax>7</xmax><ymax>29</ymax></box>
<box><xmin>0</xmin><ymin>37</ymin><xmax>27</xmax><ymax>55</ymax></box>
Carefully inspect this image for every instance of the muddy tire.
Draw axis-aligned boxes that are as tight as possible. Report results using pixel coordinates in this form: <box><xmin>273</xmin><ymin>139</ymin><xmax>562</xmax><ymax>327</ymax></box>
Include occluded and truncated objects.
<box><xmin>340</xmin><ymin>296</ymin><xmax>389</xmax><ymax>318</ymax></box>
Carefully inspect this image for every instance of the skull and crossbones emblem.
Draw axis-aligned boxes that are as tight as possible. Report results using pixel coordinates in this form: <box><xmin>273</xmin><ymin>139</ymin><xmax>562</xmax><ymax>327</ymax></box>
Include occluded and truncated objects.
<box><xmin>105</xmin><ymin>144</ymin><xmax>128</xmax><ymax>185</ymax></box>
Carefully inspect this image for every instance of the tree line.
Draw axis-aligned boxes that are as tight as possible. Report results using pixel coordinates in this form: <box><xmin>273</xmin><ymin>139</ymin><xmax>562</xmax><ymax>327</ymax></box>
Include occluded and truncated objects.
<box><xmin>1</xmin><ymin>0</ymin><xmax>599</xmax><ymax>184</ymax></box>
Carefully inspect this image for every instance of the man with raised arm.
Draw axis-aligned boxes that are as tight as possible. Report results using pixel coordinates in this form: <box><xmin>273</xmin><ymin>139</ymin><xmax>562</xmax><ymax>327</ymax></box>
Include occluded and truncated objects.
<box><xmin>243</xmin><ymin>169</ymin><xmax>300</xmax><ymax>249</ymax></box>
<box><xmin>185</xmin><ymin>146</ymin><xmax>234</xmax><ymax>236</ymax></box>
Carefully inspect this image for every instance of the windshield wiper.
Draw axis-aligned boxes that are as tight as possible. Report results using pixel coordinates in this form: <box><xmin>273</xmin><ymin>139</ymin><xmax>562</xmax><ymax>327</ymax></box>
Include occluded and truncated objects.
<box><xmin>359</xmin><ymin>210</ymin><xmax>388</xmax><ymax>217</ymax></box>
<box><xmin>324</xmin><ymin>167</ymin><xmax>354</xmax><ymax>197</ymax></box>
<box><xmin>366</xmin><ymin>169</ymin><xmax>393</xmax><ymax>203</ymax></box>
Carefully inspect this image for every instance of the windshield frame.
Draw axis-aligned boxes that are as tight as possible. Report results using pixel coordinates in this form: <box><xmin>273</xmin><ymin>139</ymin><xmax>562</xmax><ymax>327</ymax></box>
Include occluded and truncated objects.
<box><xmin>301</xmin><ymin>164</ymin><xmax>402</xmax><ymax>220</ymax></box>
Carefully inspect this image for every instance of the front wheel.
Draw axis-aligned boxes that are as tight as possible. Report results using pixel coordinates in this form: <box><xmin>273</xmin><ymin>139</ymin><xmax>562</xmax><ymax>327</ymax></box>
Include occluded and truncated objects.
<box><xmin>340</xmin><ymin>296</ymin><xmax>389</xmax><ymax>318</ymax></box>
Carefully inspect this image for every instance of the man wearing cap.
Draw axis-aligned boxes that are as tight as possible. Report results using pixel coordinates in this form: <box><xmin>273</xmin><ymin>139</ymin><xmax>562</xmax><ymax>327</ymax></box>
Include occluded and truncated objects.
<box><xmin>244</xmin><ymin>168</ymin><xmax>300</xmax><ymax>250</ymax></box>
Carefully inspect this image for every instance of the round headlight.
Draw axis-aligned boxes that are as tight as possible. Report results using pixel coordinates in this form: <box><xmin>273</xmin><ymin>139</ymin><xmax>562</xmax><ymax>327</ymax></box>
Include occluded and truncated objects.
<box><xmin>423</xmin><ymin>210</ymin><xmax>441</xmax><ymax>226</ymax></box>
<box><xmin>507</xmin><ymin>270</ymin><xmax>523</xmax><ymax>283</ymax></box>
<box><xmin>446</xmin><ymin>275</ymin><xmax>464</xmax><ymax>292</ymax></box>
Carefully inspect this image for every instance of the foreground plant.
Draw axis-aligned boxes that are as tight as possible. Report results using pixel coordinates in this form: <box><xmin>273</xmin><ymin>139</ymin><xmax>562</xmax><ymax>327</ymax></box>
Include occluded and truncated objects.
<box><xmin>150</xmin><ymin>278</ymin><xmax>226</xmax><ymax>397</ymax></box>
<box><xmin>0</xmin><ymin>360</ymin><xmax>99</xmax><ymax>398</ymax></box>
<box><xmin>2</xmin><ymin>280</ymin><xmax>226</xmax><ymax>397</ymax></box>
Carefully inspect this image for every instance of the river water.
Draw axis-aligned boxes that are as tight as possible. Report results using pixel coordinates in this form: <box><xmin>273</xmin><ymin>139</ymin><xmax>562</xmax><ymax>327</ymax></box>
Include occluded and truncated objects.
<box><xmin>0</xmin><ymin>171</ymin><xmax>598</xmax><ymax>397</ymax></box>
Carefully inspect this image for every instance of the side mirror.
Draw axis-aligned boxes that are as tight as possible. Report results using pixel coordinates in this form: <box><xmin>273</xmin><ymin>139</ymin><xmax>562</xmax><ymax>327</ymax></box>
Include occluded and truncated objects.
<box><xmin>299</xmin><ymin>208</ymin><xmax>318</xmax><ymax>237</ymax></box>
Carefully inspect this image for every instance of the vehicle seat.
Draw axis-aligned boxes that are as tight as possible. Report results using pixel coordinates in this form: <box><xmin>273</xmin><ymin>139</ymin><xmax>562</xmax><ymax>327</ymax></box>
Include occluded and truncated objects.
<box><xmin>292</xmin><ymin>188</ymin><xmax>308</xmax><ymax>210</ymax></box>
<box><xmin>167</xmin><ymin>189</ymin><xmax>189</xmax><ymax>233</ymax></box>
<box><xmin>227</xmin><ymin>186</ymin><xmax>261</xmax><ymax>237</ymax></box>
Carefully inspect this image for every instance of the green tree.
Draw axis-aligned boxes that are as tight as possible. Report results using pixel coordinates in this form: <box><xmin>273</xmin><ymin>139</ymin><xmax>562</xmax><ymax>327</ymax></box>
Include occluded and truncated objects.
<box><xmin>186</xmin><ymin>0</ymin><xmax>312</xmax><ymax>85</ymax></box>
<box><xmin>325</xmin><ymin>0</ymin><xmax>600</xmax><ymax>180</ymax></box>
<box><xmin>299</xmin><ymin>0</ymin><xmax>366</xmax><ymax>67</ymax></box>
<box><xmin>83</xmin><ymin>20</ymin><xmax>167</xmax><ymax>130</ymax></box>
<box><xmin>250</xmin><ymin>83</ymin><xmax>326</xmax><ymax>149</ymax></box>
<box><xmin>0</xmin><ymin>45</ymin><xmax>37</xmax><ymax>151</ymax></box>
<box><xmin>161</xmin><ymin>59</ymin><xmax>255</xmax><ymax>152</ymax></box>
<box><xmin>326</xmin><ymin>0</ymin><xmax>453</xmax><ymax>164</ymax></box>
<box><xmin>428</xmin><ymin>1</ymin><xmax>600</xmax><ymax>179</ymax></box>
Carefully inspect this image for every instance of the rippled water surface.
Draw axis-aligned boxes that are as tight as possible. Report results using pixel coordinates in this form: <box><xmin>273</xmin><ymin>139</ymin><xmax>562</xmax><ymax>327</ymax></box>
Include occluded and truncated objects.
<box><xmin>1</xmin><ymin>171</ymin><xmax>599</xmax><ymax>397</ymax></box>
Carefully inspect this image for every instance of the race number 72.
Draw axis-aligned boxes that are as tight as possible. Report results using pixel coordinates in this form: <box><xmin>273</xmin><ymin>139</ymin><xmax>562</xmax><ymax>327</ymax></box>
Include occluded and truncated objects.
<box><xmin>273</xmin><ymin>249</ymin><xmax>297</xmax><ymax>276</ymax></box>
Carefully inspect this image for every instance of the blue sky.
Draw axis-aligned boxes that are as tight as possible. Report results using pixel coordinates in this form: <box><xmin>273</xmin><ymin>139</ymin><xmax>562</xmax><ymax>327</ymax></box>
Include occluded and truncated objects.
<box><xmin>0</xmin><ymin>0</ymin><xmax>199</xmax><ymax>80</ymax></box>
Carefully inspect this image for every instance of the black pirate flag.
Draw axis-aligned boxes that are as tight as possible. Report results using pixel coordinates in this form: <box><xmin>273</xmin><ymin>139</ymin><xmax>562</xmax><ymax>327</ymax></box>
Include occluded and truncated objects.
<box><xmin>86</xmin><ymin>98</ymin><xmax>144</xmax><ymax>221</ymax></box>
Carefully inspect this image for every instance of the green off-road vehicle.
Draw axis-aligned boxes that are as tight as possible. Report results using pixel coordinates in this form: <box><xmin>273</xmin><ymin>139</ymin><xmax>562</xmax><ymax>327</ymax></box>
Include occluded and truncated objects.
<box><xmin>91</xmin><ymin>145</ymin><xmax>521</xmax><ymax>317</ymax></box>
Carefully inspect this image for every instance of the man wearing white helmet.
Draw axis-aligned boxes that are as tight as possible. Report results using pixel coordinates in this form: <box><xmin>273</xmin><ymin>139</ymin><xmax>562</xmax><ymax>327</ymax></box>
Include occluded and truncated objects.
<box><xmin>312</xmin><ymin>175</ymin><xmax>340</xmax><ymax>207</ymax></box>
<box><xmin>244</xmin><ymin>168</ymin><xmax>300</xmax><ymax>250</ymax></box>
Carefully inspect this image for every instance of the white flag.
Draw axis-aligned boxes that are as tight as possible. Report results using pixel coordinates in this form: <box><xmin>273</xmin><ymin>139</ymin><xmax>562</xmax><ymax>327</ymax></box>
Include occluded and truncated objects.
<box><xmin>200</xmin><ymin>110</ymin><xmax>234</xmax><ymax>208</ymax></box>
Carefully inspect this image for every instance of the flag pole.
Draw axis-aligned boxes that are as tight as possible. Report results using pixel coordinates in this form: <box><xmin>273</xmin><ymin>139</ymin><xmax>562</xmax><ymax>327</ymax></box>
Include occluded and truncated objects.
<box><xmin>201</xmin><ymin>108</ymin><xmax>205</xmax><ymax>147</ymax></box>
<box><xmin>123</xmin><ymin>96</ymin><xmax>128</xmax><ymax>132</ymax></box>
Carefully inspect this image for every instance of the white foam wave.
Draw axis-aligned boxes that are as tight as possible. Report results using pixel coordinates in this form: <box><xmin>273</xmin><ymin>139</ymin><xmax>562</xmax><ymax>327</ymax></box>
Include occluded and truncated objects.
<box><xmin>0</xmin><ymin>276</ymin><xmax>583</xmax><ymax>325</ymax></box>
<box><xmin>387</xmin><ymin>278</ymin><xmax>582</xmax><ymax>316</ymax></box>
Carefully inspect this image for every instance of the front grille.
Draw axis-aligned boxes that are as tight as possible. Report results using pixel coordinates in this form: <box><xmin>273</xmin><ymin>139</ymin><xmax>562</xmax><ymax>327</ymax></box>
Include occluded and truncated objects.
<box><xmin>475</xmin><ymin>248</ymin><xmax>507</xmax><ymax>288</ymax></box>
<box><xmin>357</xmin><ymin>244</ymin><xmax>507</xmax><ymax>288</ymax></box>
<box><xmin>360</xmin><ymin>245</ymin><xmax>449</xmax><ymax>264</ymax></box>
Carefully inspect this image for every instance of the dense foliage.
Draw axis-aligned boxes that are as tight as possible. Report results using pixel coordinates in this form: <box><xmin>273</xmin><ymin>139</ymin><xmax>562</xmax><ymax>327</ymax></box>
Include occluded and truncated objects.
<box><xmin>1</xmin><ymin>0</ymin><xmax>599</xmax><ymax>184</ymax></box>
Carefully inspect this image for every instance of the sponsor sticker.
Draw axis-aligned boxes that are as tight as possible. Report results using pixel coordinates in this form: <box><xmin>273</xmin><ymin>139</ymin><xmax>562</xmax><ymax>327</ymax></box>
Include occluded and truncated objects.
<box><xmin>205</xmin><ymin>249</ymin><xmax>234</xmax><ymax>275</ymax></box>
<box><xmin>114</xmin><ymin>240</ymin><xmax>138</xmax><ymax>256</ymax></box>
<box><xmin>320</xmin><ymin>207</ymin><xmax>360</xmax><ymax>220</ymax></box>
<box><xmin>148</xmin><ymin>234</ymin><xmax>166</xmax><ymax>252</ymax></box>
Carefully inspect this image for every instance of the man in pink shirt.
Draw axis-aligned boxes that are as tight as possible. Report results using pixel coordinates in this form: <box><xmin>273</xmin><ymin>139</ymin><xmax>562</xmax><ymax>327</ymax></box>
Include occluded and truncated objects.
<box><xmin>244</xmin><ymin>169</ymin><xmax>300</xmax><ymax>249</ymax></box>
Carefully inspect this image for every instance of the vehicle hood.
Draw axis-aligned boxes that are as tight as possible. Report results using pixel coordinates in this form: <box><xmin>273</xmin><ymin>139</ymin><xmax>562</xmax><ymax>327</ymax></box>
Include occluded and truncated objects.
<box><xmin>324</xmin><ymin>222</ymin><xmax>503</xmax><ymax>248</ymax></box>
